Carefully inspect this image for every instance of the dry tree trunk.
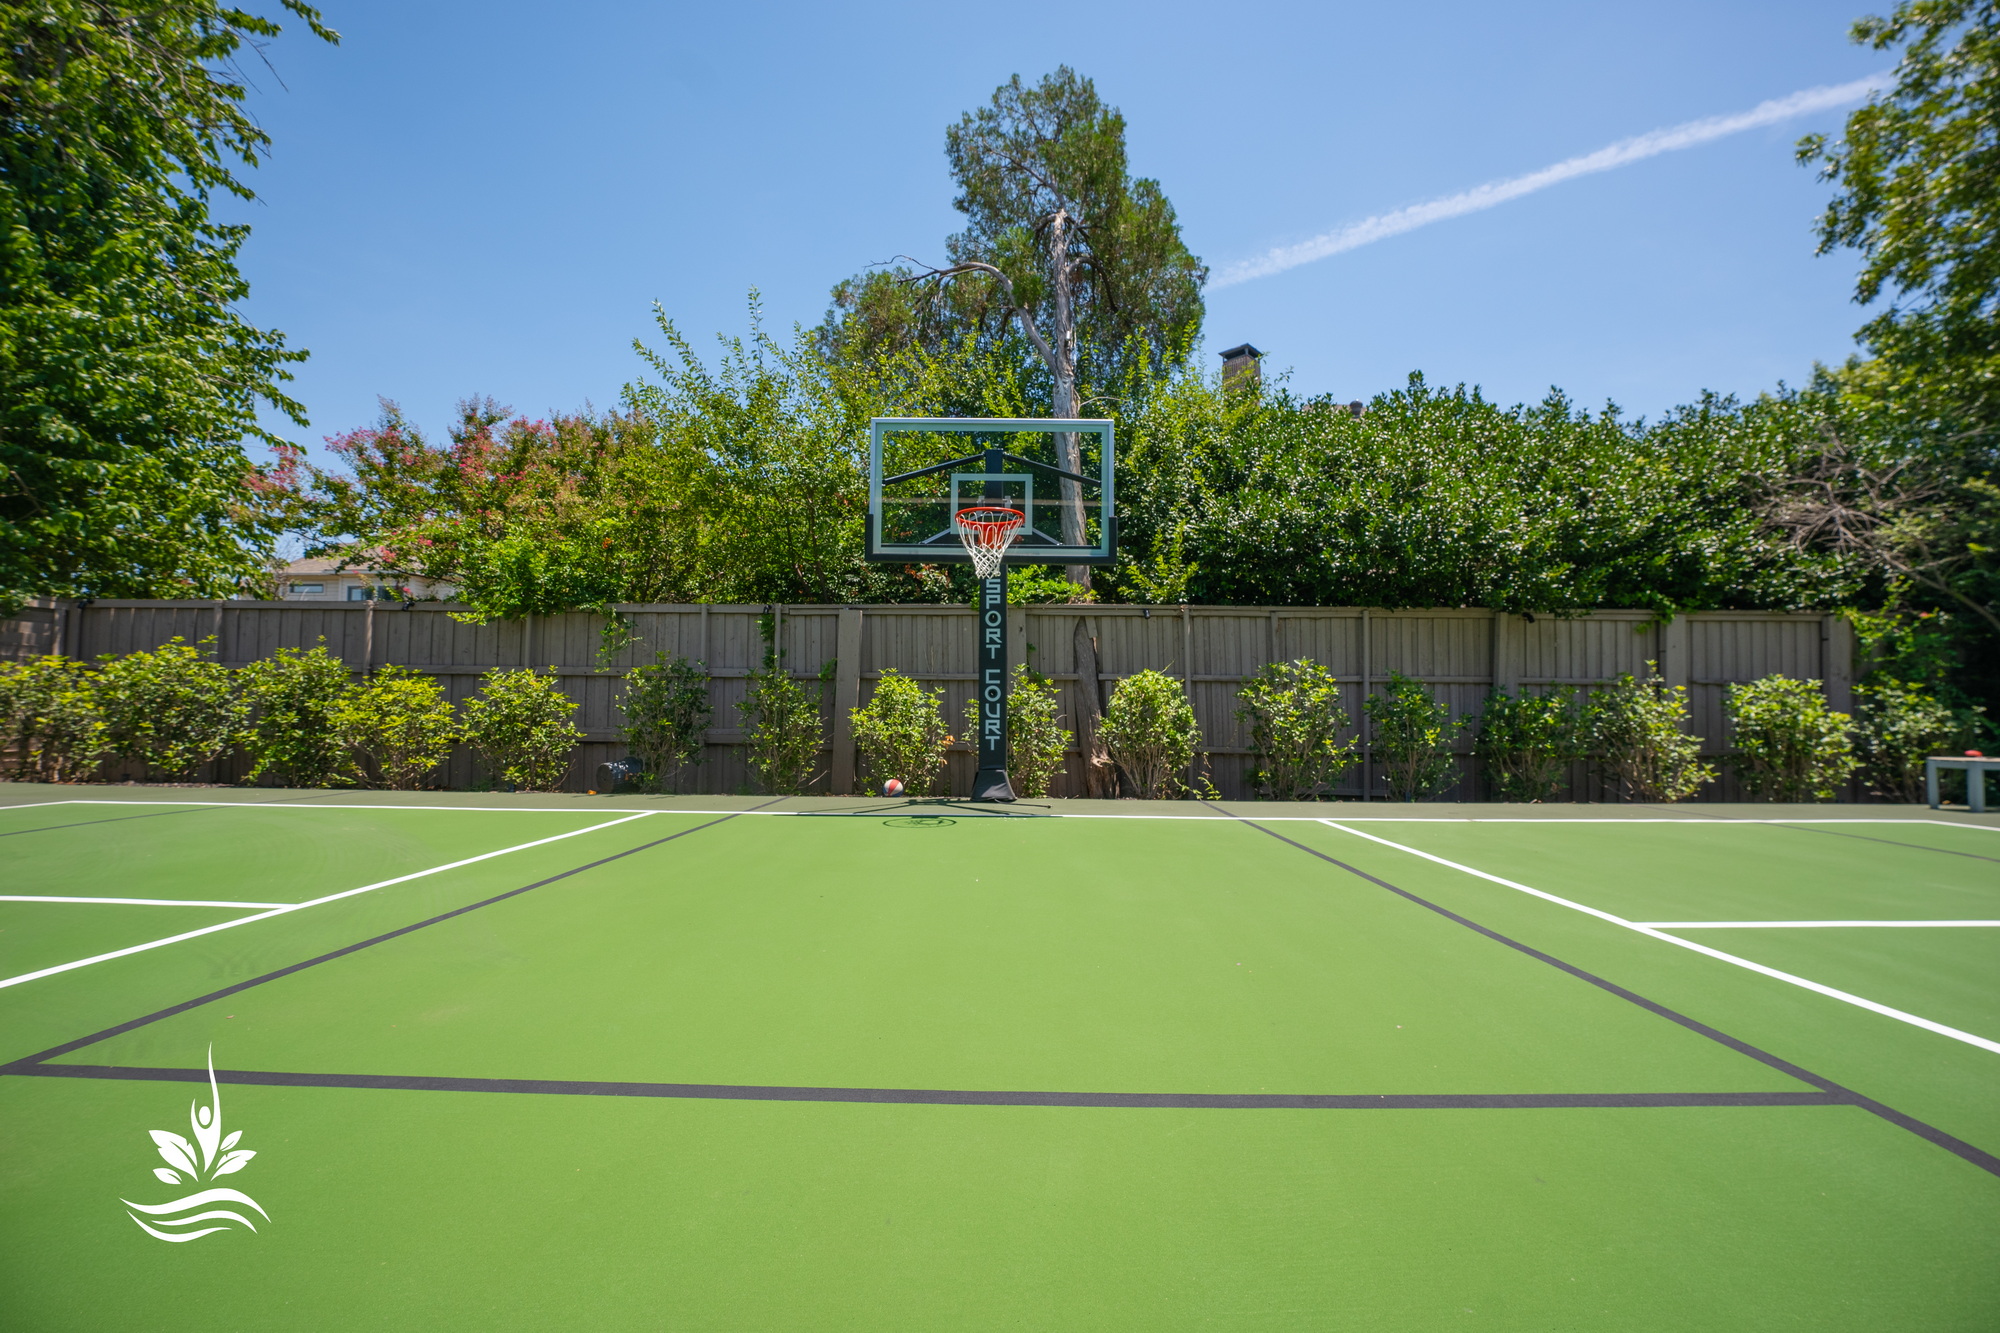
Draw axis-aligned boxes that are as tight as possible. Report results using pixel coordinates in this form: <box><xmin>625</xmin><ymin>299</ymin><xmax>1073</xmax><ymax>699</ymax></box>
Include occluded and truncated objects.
<box><xmin>1071</xmin><ymin>616</ymin><xmax>1115</xmax><ymax>796</ymax></box>
<box><xmin>1047</xmin><ymin>210</ymin><xmax>1090</xmax><ymax>591</ymax></box>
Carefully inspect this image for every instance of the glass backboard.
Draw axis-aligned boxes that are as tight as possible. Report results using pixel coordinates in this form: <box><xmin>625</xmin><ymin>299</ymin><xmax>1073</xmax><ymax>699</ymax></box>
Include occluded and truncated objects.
<box><xmin>866</xmin><ymin>418</ymin><xmax>1116</xmax><ymax>566</ymax></box>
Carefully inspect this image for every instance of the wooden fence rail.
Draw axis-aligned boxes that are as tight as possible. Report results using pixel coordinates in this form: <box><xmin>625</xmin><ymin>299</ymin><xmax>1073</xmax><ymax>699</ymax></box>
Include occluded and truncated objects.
<box><xmin>3</xmin><ymin>599</ymin><xmax>1854</xmax><ymax>801</ymax></box>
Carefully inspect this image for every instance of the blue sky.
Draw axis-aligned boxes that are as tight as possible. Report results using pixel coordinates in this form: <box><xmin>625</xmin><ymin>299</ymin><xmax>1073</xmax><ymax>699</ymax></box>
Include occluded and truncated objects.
<box><xmin>222</xmin><ymin>0</ymin><xmax>1891</xmax><ymax>450</ymax></box>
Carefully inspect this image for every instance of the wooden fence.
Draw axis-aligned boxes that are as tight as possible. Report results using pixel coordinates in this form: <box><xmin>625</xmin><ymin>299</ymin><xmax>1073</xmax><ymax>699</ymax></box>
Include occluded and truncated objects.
<box><xmin>4</xmin><ymin>599</ymin><xmax>1855</xmax><ymax>801</ymax></box>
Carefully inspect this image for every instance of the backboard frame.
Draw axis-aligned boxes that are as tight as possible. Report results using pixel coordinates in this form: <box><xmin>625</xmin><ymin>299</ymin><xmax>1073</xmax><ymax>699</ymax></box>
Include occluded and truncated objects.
<box><xmin>866</xmin><ymin>417</ymin><xmax>1117</xmax><ymax>566</ymax></box>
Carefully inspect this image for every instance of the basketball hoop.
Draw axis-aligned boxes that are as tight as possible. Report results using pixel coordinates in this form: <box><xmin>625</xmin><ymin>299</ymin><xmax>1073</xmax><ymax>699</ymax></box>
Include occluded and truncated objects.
<box><xmin>954</xmin><ymin>506</ymin><xmax>1025</xmax><ymax>579</ymax></box>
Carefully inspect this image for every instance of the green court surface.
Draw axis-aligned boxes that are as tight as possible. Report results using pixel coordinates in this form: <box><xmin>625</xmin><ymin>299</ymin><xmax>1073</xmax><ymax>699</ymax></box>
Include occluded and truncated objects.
<box><xmin>2</xmin><ymin>789</ymin><xmax>1996</xmax><ymax>1330</ymax></box>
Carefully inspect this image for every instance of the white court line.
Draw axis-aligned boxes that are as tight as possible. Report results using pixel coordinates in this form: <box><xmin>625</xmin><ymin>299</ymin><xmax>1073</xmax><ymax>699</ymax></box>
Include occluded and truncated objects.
<box><xmin>0</xmin><ymin>811</ymin><xmax>659</xmax><ymax>991</ymax></box>
<box><xmin>1638</xmin><ymin>920</ymin><xmax>2000</xmax><ymax>930</ymax></box>
<box><xmin>10</xmin><ymin>799</ymin><xmax>1999</xmax><ymax>828</ymax></box>
<box><xmin>1318</xmin><ymin>819</ymin><xmax>2000</xmax><ymax>1057</ymax></box>
<box><xmin>0</xmin><ymin>896</ymin><xmax>293</xmax><ymax>909</ymax></box>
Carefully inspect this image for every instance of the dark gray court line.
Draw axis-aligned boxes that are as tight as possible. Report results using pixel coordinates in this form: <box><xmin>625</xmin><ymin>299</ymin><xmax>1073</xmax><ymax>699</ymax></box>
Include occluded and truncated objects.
<box><xmin>1772</xmin><ymin>822</ymin><xmax>2000</xmax><ymax>864</ymax></box>
<box><xmin>0</xmin><ymin>789</ymin><xmax>344</xmax><ymax>838</ymax></box>
<box><xmin>1218</xmin><ymin>811</ymin><xmax>2000</xmax><ymax>1180</ymax></box>
<box><xmin>1773</xmin><ymin>821</ymin><xmax>2000</xmax><ymax>864</ymax></box>
<box><xmin>1637</xmin><ymin>803</ymin><xmax>2000</xmax><ymax>864</ymax></box>
<box><xmin>0</xmin><ymin>799</ymin><xmax>787</xmax><ymax>1072</ymax></box>
<box><xmin>8</xmin><ymin>1063</ymin><xmax>1851</xmax><ymax>1110</ymax></box>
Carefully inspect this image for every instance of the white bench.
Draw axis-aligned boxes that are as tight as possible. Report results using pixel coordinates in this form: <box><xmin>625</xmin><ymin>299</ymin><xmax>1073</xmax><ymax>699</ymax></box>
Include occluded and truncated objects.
<box><xmin>1926</xmin><ymin>756</ymin><xmax>2000</xmax><ymax>812</ymax></box>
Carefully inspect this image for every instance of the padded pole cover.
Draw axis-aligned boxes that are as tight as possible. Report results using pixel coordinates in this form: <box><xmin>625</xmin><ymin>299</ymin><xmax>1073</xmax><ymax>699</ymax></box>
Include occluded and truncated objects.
<box><xmin>970</xmin><ymin>571</ymin><xmax>1017</xmax><ymax>802</ymax></box>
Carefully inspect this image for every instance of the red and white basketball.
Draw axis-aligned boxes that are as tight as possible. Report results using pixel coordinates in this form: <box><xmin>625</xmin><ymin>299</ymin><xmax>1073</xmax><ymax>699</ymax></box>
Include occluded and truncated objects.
<box><xmin>882</xmin><ymin>779</ymin><xmax>904</xmax><ymax>797</ymax></box>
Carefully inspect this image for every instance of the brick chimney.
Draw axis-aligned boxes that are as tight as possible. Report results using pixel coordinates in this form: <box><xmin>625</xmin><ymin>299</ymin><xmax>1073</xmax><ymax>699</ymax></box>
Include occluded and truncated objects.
<box><xmin>1219</xmin><ymin>343</ymin><xmax>1264</xmax><ymax>386</ymax></box>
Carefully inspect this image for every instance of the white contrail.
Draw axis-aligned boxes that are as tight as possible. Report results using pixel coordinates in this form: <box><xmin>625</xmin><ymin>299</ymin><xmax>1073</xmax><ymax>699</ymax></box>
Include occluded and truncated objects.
<box><xmin>1209</xmin><ymin>73</ymin><xmax>1892</xmax><ymax>289</ymax></box>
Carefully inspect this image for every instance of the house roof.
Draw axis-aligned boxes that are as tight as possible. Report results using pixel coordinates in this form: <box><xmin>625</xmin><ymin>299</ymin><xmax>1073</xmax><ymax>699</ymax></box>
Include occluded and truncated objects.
<box><xmin>279</xmin><ymin>558</ymin><xmax>407</xmax><ymax>577</ymax></box>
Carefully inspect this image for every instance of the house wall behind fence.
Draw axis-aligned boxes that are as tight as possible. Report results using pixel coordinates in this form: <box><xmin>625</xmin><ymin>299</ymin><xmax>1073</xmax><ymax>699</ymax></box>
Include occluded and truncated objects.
<box><xmin>3</xmin><ymin>600</ymin><xmax>1854</xmax><ymax>801</ymax></box>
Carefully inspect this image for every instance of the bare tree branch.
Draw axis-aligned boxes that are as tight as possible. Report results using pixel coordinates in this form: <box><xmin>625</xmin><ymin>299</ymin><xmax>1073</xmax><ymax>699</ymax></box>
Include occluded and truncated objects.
<box><xmin>1760</xmin><ymin>430</ymin><xmax>2000</xmax><ymax>636</ymax></box>
<box><xmin>893</xmin><ymin>256</ymin><xmax>1058</xmax><ymax>376</ymax></box>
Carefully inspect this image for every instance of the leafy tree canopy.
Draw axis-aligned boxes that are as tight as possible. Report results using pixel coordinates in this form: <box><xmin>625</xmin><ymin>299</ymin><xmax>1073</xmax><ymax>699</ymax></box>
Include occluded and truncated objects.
<box><xmin>1800</xmin><ymin>0</ymin><xmax>2000</xmax><ymax>447</ymax></box>
<box><xmin>0</xmin><ymin>0</ymin><xmax>336</xmax><ymax>610</ymax></box>
<box><xmin>818</xmin><ymin>68</ymin><xmax>1206</xmax><ymax>399</ymax></box>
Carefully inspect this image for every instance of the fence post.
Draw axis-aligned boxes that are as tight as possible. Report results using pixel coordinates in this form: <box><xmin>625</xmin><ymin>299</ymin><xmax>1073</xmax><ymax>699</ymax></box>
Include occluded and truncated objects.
<box><xmin>831</xmin><ymin>607</ymin><xmax>863</xmax><ymax>794</ymax></box>
<box><xmin>1659</xmin><ymin>615</ymin><xmax>1689</xmax><ymax>690</ymax></box>
<box><xmin>1822</xmin><ymin>613</ymin><xmax>1854</xmax><ymax>715</ymax></box>
<box><xmin>1491</xmin><ymin>611</ymin><xmax>1518</xmax><ymax>693</ymax></box>
<box><xmin>1360</xmin><ymin>608</ymin><xmax>1372</xmax><ymax>800</ymax></box>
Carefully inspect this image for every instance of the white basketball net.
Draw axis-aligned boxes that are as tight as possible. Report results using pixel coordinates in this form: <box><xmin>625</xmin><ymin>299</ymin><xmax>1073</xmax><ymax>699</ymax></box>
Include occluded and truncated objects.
<box><xmin>954</xmin><ymin>506</ymin><xmax>1025</xmax><ymax>580</ymax></box>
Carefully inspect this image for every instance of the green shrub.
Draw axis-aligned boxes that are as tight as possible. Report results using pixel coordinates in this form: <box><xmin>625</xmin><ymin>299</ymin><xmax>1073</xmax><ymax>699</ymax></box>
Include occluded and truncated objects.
<box><xmin>963</xmin><ymin>666</ymin><xmax>1070</xmax><ymax>799</ymax></box>
<box><xmin>333</xmin><ymin>665</ymin><xmax>457</xmax><ymax>790</ymax></box>
<box><xmin>461</xmin><ymin>668</ymin><xmax>583</xmax><ymax>792</ymax></box>
<box><xmin>851</xmin><ymin>668</ymin><xmax>948</xmax><ymax>796</ymax></box>
<box><xmin>1724</xmin><ymin>675</ymin><xmax>1857</xmax><ymax>802</ymax></box>
<box><xmin>1853</xmin><ymin>680</ymin><xmax>1963</xmax><ymax>802</ymax></box>
<box><xmin>618</xmin><ymin>653</ymin><xmax>712</xmax><ymax>793</ymax></box>
<box><xmin>1476</xmin><ymin>687</ymin><xmax>1584</xmax><ymax>802</ymax></box>
<box><xmin>1588</xmin><ymin>661</ymin><xmax>1712</xmax><ymax>802</ymax></box>
<box><xmin>92</xmin><ymin>637</ymin><xmax>246</xmax><ymax>781</ymax></box>
<box><xmin>1101</xmin><ymin>669</ymin><xmax>1200</xmax><ymax>799</ymax></box>
<box><xmin>0</xmin><ymin>656</ymin><xmax>107</xmax><ymax>782</ymax></box>
<box><xmin>1235</xmin><ymin>659</ymin><xmax>1355</xmax><ymax>800</ymax></box>
<box><xmin>239</xmin><ymin>643</ymin><xmax>356</xmax><ymax>788</ymax></box>
<box><xmin>739</xmin><ymin>668</ymin><xmax>825</xmax><ymax>795</ymax></box>
<box><xmin>1365</xmin><ymin>671</ymin><xmax>1463</xmax><ymax>801</ymax></box>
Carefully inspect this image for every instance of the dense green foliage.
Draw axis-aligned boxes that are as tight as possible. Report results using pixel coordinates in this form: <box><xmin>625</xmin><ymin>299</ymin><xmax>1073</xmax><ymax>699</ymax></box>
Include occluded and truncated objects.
<box><xmin>1724</xmin><ymin>675</ymin><xmax>1859</xmax><ymax>802</ymax></box>
<box><xmin>290</xmin><ymin>348</ymin><xmax>1882</xmax><ymax>627</ymax></box>
<box><xmin>92</xmin><ymin>635</ymin><xmax>243</xmax><ymax>779</ymax></box>
<box><xmin>1587</xmin><ymin>663</ymin><xmax>1713</xmax><ymax>802</ymax></box>
<box><xmin>0</xmin><ymin>2</ymin><xmax>335</xmax><ymax>609</ymax></box>
<box><xmin>737</xmin><ymin>668</ymin><xmax>825</xmax><ymax>795</ymax></box>
<box><xmin>1364</xmin><ymin>672</ymin><xmax>1463</xmax><ymax>801</ymax></box>
<box><xmin>618</xmin><ymin>653</ymin><xmax>711</xmax><ymax>793</ymax></box>
<box><xmin>460</xmin><ymin>668</ymin><xmax>582</xmax><ymax>792</ymax></box>
<box><xmin>623</xmin><ymin>308</ymin><xmax>934</xmax><ymax>605</ymax></box>
<box><xmin>1101</xmin><ymin>669</ymin><xmax>1199</xmax><ymax>799</ymax></box>
<box><xmin>331</xmin><ymin>665</ymin><xmax>455</xmax><ymax>790</ymax></box>
<box><xmin>1120</xmin><ymin>370</ymin><xmax>1856</xmax><ymax>613</ymax></box>
<box><xmin>238</xmin><ymin>642</ymin><xmax>355</xmax><ymax>787</ymax></box>
<box><xmin>850</xmin><ymin>668</ymin><xmax>949</xmax><ymax>796</ymax></box>
<box><xmin>1854</xmin><ymin>677</ymin><xmax>1964</xmax><ymax>799</ymax></box>
<box><xmin>1476</xmin><ymin>688</ymin><xmax>1586</xmax><ymax>802</ymax></box>
<box><xmin>963</xmin><ymin>666</ymin><xmax>1070</xmax><ymax>799</ymax></box>
<box><xmin>0</xmin><ymin>654</ymin><xmax>105</xmax><ymax>780</ymax></box>
<box><xmin>1234</xmin><ymin>659</ymin><xmax>1355</xmax><ymax>799</ymax></box>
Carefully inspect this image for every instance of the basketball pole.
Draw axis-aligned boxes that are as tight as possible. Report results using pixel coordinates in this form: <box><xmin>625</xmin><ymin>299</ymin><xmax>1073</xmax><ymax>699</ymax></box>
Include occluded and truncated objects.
<box><xmin>970</xmin><ymin>446</ymin><xmax>1017</xmax><ymax>803</ymax></box>
<box><xmin>970</xmin><ymin>565</ymin><xmax>1017</xmax><ymax>802</ymax></box>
